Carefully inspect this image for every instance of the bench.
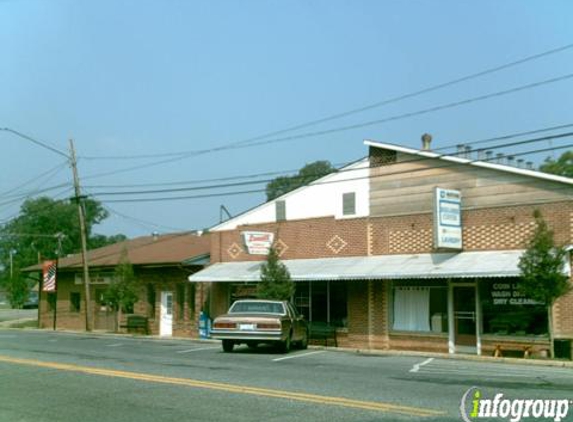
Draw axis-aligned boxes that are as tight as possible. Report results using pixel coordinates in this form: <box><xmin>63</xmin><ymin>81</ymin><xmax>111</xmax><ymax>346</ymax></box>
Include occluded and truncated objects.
<box><xmin>120</xmin><ymin>315</ymin><xmax>149</xmax><ymax>335</ymax></box>
<box><xmin>309</xmin><ymin>322</ymin><xmax>338</xmax><ymax>347</ymax></box>
<box><xmin>491</xmin><ymin>342</ymin><xmax>548</xmax><ymax>358</ymax></box>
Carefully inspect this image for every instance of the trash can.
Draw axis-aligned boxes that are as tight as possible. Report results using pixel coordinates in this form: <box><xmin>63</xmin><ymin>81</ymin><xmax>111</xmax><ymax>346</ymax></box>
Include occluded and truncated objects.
<box><xmin>554</xmin><ymin>339</ymin><xmax>572</xmax><ymax>360</ymax></box>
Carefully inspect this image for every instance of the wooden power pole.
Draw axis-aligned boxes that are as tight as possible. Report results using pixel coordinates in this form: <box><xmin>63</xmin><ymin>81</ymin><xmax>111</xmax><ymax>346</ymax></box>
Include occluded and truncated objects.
<box><xmin>69</xmin><ymin>139</ymin><xmax>92</xmax><ymax>332</ymax></box>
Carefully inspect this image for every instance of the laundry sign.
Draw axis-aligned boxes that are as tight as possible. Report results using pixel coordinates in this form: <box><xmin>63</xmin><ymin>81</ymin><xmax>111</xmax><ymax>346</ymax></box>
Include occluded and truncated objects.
<box><xmin>242</xmin><ymin>231</ymin><xmax>275</xmax><ymax>255</ymax></box>
<box><xmin>433</xmin><ymin>187</ymin><xmax>462</xmax><ymax>250</ymax></box>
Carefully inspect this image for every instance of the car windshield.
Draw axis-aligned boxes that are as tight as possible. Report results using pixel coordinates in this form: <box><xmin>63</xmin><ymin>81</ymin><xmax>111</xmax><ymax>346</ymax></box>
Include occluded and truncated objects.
<box><xmin>229</xmin><ymin>301</ymin><xmax>285</xmax><ymax>315</ymax></box>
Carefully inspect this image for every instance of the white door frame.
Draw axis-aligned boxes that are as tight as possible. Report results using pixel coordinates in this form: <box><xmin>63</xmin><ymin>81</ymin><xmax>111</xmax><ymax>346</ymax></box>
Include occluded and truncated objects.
<box><xmin>160</xmin><ymin>291</ymin><xmax>174</xmax><ymax>337</ymax></box>
<box><xmin>448</xmin><ymin>281</ymin><xmax>481</xmax><ymax>355</ymax></box>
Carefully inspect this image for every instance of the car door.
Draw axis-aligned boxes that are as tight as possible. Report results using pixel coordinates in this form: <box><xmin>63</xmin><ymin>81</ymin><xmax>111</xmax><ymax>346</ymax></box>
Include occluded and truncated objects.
<box><xmin>288</xmin><ymin>303</ymin><xmax>305</xmax><ymax>341</ymax></box>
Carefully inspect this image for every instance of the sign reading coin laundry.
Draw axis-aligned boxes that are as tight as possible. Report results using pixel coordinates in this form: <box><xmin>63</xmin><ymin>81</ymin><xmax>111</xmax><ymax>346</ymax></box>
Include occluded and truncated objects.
<box><xmin>242</xmin><ymin>231</ymin><xmax>275</xmax><ymax>255</ymax></box>
<box><xmin>433</xmin><ymin>188</ymin><xmax>462</xmax><ymax>250</ymax></box>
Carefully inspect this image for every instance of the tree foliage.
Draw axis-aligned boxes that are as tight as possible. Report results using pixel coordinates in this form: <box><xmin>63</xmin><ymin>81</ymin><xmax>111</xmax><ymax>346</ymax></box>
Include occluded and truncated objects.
<box><xmin>0</xmin><ymin>197</ymin><xmax>125</xmax><ymax>308</ymax></box>
<box><xmin>257</xmin><ymin>247</ymin><xmax>295</xmax><ymax>300</ymax></box>
<box><xmin>517</xmin><ymin>210</ymin><xmax>570</xmax><ymax>305</ymax></box>
<box><xmin>265</xmin><ymin>161</ymin><xmax>337</xmax><ymax>201</ymax></box>
<box><xmin>518</xmin><ymin>210</ymin><xmax>570</xmax><ymax>357</ymax></box>
<box><xmin>103</xmin><ymin>250</ymin><xmax>139</xmax><ymax>331</ymax></box>
<box><xmin>539</xmin><ymin>150</ymin><xmax>573</xmax><ymax>178</ymax></box>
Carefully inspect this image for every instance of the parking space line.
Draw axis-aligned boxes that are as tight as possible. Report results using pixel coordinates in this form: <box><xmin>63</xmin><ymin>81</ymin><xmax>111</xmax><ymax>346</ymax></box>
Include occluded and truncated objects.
<box><xmin>409</xmin><ymin>357</ymin><xmax>434</xmax><ymax>373</ymax></box>
<box><xmin>272</xmin><ymin>351</ymin><xmax>326</xmax><ymax>362</ymax></box>
<box><xmin>176</xmin><ymin>346</ymin><xmax>220</xmax><ymax>354</ymax></box>
<box><xmin>106</xmin><ymin>343</ymin><xmax>124</xmax><ymax>347</ymax></box>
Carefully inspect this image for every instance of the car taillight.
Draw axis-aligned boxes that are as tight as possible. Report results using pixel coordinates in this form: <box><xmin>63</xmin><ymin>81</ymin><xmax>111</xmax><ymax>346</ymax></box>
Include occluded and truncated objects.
<box><xmin>257</xmin><ymin>323</ymin><xmax>281</xmax><ymax>329</ymax></box>
<box><xmin>213</xmin><ymin>322</ymin><xmax>235</xmax><ymax>329</ymax></box>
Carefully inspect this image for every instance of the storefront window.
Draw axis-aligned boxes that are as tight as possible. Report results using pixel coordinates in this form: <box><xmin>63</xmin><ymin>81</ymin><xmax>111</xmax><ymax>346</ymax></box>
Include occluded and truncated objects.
<box><xmin>480</xmin><ymin>280</ymin><xmax>547</xmax><ymax>336</ymax></box>
<box><xmin>391</xmin><ymin>281</ymin><xmax>448</xmax><ymax>333</ymax></box>
<box><xmin>294</xmin><ymin>281</ymin><xmax>347</xmax><ymax>327</ymax></box>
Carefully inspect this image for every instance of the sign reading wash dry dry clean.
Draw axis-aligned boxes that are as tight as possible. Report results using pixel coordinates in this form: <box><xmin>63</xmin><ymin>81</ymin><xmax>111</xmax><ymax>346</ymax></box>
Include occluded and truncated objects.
<box><xmin>433</xmin><ymin>188</ymin><xmax>462</xmax><ymax>250</ymax></box>
<box><xmin>242</xmin><ymin>231</ymin><xmax>274</xmax><ymax>255</ymax></box>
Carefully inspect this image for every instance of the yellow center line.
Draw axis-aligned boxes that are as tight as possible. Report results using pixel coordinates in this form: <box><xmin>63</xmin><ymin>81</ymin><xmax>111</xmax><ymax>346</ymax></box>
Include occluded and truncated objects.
<box><xmin>0</xmin><ymin>354</ymin><xmax>445</xmax><ymax>417</ymax></box>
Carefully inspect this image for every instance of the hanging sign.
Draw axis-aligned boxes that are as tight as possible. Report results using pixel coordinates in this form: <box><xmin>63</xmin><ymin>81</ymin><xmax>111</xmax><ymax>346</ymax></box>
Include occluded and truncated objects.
<box><xmin>433</xmin><ymin>188</ymin><xmax>462</xmax><ymax>250</ymax></box>
<box><xmin>242</xmin><ymin>231</ymin><xmax>274</xmax><ymax>255</ymax></box>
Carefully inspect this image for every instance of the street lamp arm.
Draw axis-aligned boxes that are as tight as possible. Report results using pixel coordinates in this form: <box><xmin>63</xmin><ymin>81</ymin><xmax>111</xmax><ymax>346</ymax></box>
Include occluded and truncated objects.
<box><xmin>1</xmin><ymin>127</ymin><xmax>69</xmax><ymax>159</ymax></box>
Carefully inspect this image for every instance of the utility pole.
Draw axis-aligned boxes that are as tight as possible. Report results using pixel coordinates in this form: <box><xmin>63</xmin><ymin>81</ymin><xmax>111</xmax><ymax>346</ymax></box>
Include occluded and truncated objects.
<box><xmin>69</xmin><ymin>139</ymin><xmax>92</xmax><ymax>332</ymax></box>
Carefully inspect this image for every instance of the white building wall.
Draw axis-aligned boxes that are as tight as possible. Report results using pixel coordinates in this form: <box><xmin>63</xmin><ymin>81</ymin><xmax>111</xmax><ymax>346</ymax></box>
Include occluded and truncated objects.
<box><xmin>212</xmin><ymin>159</ymin><xmax>370</xmax><ymax>231</ymax></box>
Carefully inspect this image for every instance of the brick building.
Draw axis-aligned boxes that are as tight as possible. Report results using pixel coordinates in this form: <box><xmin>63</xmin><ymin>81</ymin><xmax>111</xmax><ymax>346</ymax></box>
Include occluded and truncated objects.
<box><xmin>190</xmin><ymin>138</ymin><xmax>573</xmax><ymax>357</ymax></box>
<box><xmin>29</xmin><ymin>232</ymin><xmax>210</xmax><ymax>337</ymax></box>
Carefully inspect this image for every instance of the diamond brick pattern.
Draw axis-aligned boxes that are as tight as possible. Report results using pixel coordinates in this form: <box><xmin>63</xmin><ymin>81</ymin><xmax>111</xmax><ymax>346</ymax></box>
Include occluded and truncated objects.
<box><xmin>327</xmin><ymin>235</ymin><xmax>348</xmax><ymax>254</ymax></box>
<box><xmin>463</xmin><ymin>222</ymin><xmax>535</xmax><ymax>250</ymax></box>
<box><xmin>389</xmin><ymin>229</ymin><xmax>432</xmax><ymax>253</ymax></box>
<box><xmin>227</xmin><ymin>242</ymin><xmax>243</xmax><ymax>259</ymax></box>
<box><xmin>274</xmin><ymin>239</ymin><xmax>289</xmax><ymax>257</ymax></box>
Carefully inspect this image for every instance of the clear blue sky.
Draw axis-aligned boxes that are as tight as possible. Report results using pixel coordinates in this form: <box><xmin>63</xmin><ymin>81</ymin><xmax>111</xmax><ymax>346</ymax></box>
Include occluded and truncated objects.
<box><xmin>1</xmin><ymin>0</ymin><xmax>572</xmax><ymax>238</ymax></box>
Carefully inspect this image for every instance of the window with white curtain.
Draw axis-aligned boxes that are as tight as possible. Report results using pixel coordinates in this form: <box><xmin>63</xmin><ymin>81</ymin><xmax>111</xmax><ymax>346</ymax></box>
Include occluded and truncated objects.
<box><xmin>391</xmin><ymin>281</ymin><xmax>448</xmax><ymax>333</ymax></box>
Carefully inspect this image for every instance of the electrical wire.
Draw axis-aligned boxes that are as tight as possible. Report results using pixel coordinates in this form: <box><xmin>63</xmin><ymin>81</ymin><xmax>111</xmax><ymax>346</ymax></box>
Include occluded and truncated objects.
<box><xmin>95</xmin><ymin>142</ymin><xmax>573</xmax><ymax>204</ymax></box>
<box><xmin>81</xmin><ymin>42</ymin><xmax>573</xmax><ymax>161</ymax></box>
<box><xmin>88</xmin><ymin>131</ymin><xmax>573</xmax><ymax>197</ymax></box>
<box><xmin>0</xmin><ymin>128</ymin><xmax>68</xmax><ymax>158</ymax></box>
<box><xmin>81</xmin><ymin>72</ymin><xmax>573</xmax><ymax>181</ymax></box>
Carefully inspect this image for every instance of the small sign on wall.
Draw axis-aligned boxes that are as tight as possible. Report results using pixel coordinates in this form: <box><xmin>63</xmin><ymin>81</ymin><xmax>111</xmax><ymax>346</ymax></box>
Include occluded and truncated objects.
<box><xmin>242</xmin><ymin>231</ymin><xmax>274</xmax><ymax>255</ymax></box>
<box><xmin>433</xmin><ymin>188</ymin><xmax>462</xmax><ymax>250</ymax></box>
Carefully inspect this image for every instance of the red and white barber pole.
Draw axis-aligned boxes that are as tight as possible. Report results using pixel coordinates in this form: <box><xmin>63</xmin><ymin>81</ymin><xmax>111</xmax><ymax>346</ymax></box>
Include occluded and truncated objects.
<box><xmin>42</xmin><ymin>260</ymin><xmax>57</xmax><ymax>292</ymax></box>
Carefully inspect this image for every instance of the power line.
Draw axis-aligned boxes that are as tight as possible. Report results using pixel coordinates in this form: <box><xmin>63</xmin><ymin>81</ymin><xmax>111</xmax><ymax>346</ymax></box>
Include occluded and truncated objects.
<box><xmin>81</xmin><ymin>42</ymin><xmax>573</xmax><ymax>161</ymax></box>
<box><xmin>88</xmin><ymin>131</ymin><xmax>573</xmax><ymax>197</ymax></box>
<box><xmin>0</xmin><ymin>128</ymin><xmax>69</xmax><ymax>158</ymax></box>
<box><xmin>82</xmin><ymin>72</ymin><xmax>573</xmax><ymax>181</ymax></box>
<box><xmin>0</xmin><ymin>161</ymin><xmax>69</xmax><ymax>198</ymax></box>
<box><xmin>95</xmin><ymin>142</ymin><xmax>573</xmax><ymax>204</ymax></box>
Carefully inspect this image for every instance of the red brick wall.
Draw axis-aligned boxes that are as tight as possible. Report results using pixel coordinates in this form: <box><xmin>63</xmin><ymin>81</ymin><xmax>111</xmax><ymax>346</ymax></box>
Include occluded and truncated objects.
<box><xmin>38</xmin><ymin>266</ymin><xmax>202</xmax><ymax>338</ymax></box>
<box><xmin>209</xmin><ymin>200</ymin><xmax>573</xmax><ymax>349</ymax></box>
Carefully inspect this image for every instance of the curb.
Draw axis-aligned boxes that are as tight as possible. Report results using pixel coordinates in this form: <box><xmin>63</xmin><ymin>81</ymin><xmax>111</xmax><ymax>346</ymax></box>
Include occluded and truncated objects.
<box><xmin>3</xmin><ymin>327</ymin><xmax>573</xmax><ymax>368</ymax></box>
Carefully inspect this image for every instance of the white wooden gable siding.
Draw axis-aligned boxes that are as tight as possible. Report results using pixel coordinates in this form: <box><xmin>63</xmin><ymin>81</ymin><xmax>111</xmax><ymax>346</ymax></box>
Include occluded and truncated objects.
<box><xmin>211</xmin><ymin>159</ymin><xmax>370</xmax><ymax>232</ymax></box>
<box><xmin>366</xmin><ymin>141</ymin><xmax>573</xmax><ymax>218</ymax></box>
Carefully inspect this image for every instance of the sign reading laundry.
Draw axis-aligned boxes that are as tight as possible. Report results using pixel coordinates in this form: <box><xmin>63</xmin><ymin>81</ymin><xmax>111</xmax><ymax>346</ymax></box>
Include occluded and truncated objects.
<box><xmin>242</xmin><ymin>231</ymin><xmax>275</xmax><ymax>255</ymax></box>
<box><xmin>433</xmin><ymin>188</ymin><xmax>462</xmax><ymax>250</ymax></box>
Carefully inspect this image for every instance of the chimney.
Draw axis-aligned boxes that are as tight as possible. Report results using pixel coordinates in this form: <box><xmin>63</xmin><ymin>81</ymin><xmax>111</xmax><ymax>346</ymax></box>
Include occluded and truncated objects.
<box><xmin>457</xmin><ymin>144</ymin><xmax>465</xmax><ymax>157</ymax></box>
<box><xmin>485</xmin><ymin>150</ymin><xmax>493</xmax><ymax>162</ymax></box>
<box><xmin>464</xmin><ymin>146</ymin><xmax>472</xmax><ymax>160</ymax></box>
<box><xmin>152</xmin><ymin>231</ymin><xmax>159</xmax><ymax>241</ymax></box>
<box><xmin>477</xmin><ymin>149</ymin><xmax>486</xmax><ymax>161</ymax></box>
<box><xmin>516</xmin><ymin>158</ymin><xmax>524</xmax><ymax>169</ymax></box>
<box><xmin>526</xmin><ymin>161</ymin><xmax>534</xmax><ymax>170</ymax></box>
<box><xmin>421</xmin><ymin>133</ymin><xmax>432</xmax><ymax>150</ymax></box>
<box><xmin>507</xmin><ymin>155</ymin><xmax>515</xmax><ymax>167</ymax></box>
<box><xmin>496</xmin><ymin>153</ymin><xmax>504</xmax><ymax>165</ymax></box>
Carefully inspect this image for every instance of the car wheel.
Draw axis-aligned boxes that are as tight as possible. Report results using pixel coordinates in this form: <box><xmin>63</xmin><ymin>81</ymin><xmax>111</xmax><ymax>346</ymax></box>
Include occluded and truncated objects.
<box><xmin>279</xmin><ymin>334</ymin><xmax>291</xmax><ymax>353</ymax></box>
<box><xmin>299</xmin><ymin>330</ymin><xmax>308</xmax><ymax>350</ymax></box>
<box><xmin>222</xmin><ymin>340</ymin><xmax>234</xmax><ymax>353</ymax></box>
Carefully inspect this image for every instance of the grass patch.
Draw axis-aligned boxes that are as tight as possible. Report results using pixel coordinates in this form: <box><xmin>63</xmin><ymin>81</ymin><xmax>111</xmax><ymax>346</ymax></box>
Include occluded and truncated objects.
<box><xmin>9</xmin><ymin>319</ymin><xmax>38</xmax><ymax>329</ymax></box>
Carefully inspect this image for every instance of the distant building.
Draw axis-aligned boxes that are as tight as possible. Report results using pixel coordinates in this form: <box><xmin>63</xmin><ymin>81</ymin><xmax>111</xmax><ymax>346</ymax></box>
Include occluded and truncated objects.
<box><xmin>190</xmin><ymin>137</ymin><xmax>573</xmax><ymax>357</ymax></box>
<box><xmin>25</xmin><ymin>232</ymin><xmax>210</xmax><ymax>337</ymax></box>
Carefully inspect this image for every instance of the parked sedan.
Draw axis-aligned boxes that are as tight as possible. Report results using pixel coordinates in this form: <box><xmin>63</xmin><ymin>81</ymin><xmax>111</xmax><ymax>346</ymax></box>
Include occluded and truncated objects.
<box><xmin>211</xmin><ymin>299</ymin><xmax>308</xmax><ymax>353</ymax></box>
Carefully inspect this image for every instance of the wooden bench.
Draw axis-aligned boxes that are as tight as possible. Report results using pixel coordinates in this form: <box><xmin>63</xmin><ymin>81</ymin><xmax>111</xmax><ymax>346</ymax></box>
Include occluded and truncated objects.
<box><xmin>309</xmin><ymin>322</ymin><xmax>338</xmax><ymax>347</ymax></box>
<box><xmin>491</xmin><ymin>342</ymin><xmax>548</xmax><ymax>358</ymax></box>
<box><xmin>120</xmin><ymin>315</ymin><xmax>149</xmax><ymax>335</ymax></box>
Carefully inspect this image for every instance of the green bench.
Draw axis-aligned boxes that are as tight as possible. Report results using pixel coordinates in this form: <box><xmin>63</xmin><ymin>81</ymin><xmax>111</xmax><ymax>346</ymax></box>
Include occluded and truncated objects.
<box><xmin>309</xmin><ymin>322</ymin><xmax>338</xmax><ymax>347</ymax></box>
<box><xmin>120</xmin><ymin>315</ymin><xmax>149</xmax><ymax>335</ymax></box>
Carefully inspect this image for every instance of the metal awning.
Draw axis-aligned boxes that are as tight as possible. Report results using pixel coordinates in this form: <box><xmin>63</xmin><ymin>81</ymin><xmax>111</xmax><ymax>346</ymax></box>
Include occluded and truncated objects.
<box><xmin>188</xmin><ymin>250</ymin><xmax>567</xmax><ymax>282</ymax></box>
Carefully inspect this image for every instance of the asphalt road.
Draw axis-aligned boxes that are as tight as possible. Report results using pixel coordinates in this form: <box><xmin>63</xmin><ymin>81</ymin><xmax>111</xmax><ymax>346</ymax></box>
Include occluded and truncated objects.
<box><xmin>1</xmin><ymin>329</ymin><xmax>572</xmax><ymax>422</ymax></box>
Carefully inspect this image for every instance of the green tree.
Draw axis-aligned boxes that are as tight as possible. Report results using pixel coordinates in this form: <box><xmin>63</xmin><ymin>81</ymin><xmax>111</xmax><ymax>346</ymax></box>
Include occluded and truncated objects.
<box><xmin>4</xmin><ymin>272</ymin><xmax>29</xmax><ymax>309</ymax></box>
<box><xmin>539</xmin><ymin>150</ymin><xmax>573</xmax><ymax>177</ymax></box>
<box><xmin>265</xmin><ymin>161</ymin><xmax>336</xmax><ymax>201</ymax></box>
<box><xmin>517</xmin><ymin>210</ymin><xmax>570</xmax><ymax>358</ymax></box>
<box><xmin>103</xmin><ymin>249</ymin><xmax>139</xmax><ymax>332</ymax></box>
<box><xmin>257</xmin><ymin>247</ymin><xmax>295</xmax><ymax>300</ymax></box>
<box><xmin>0</xmin><ymin>197</ymin><xmax>124</xmax><ymax>307</ymax></box>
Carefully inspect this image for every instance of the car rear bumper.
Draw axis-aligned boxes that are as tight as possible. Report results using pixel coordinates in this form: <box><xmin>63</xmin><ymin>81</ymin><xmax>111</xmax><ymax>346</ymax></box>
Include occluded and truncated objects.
<box><xmin>211</xmin><ymin>329</ymin><xmax>285</xmax><ymax>342</ymax></box>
